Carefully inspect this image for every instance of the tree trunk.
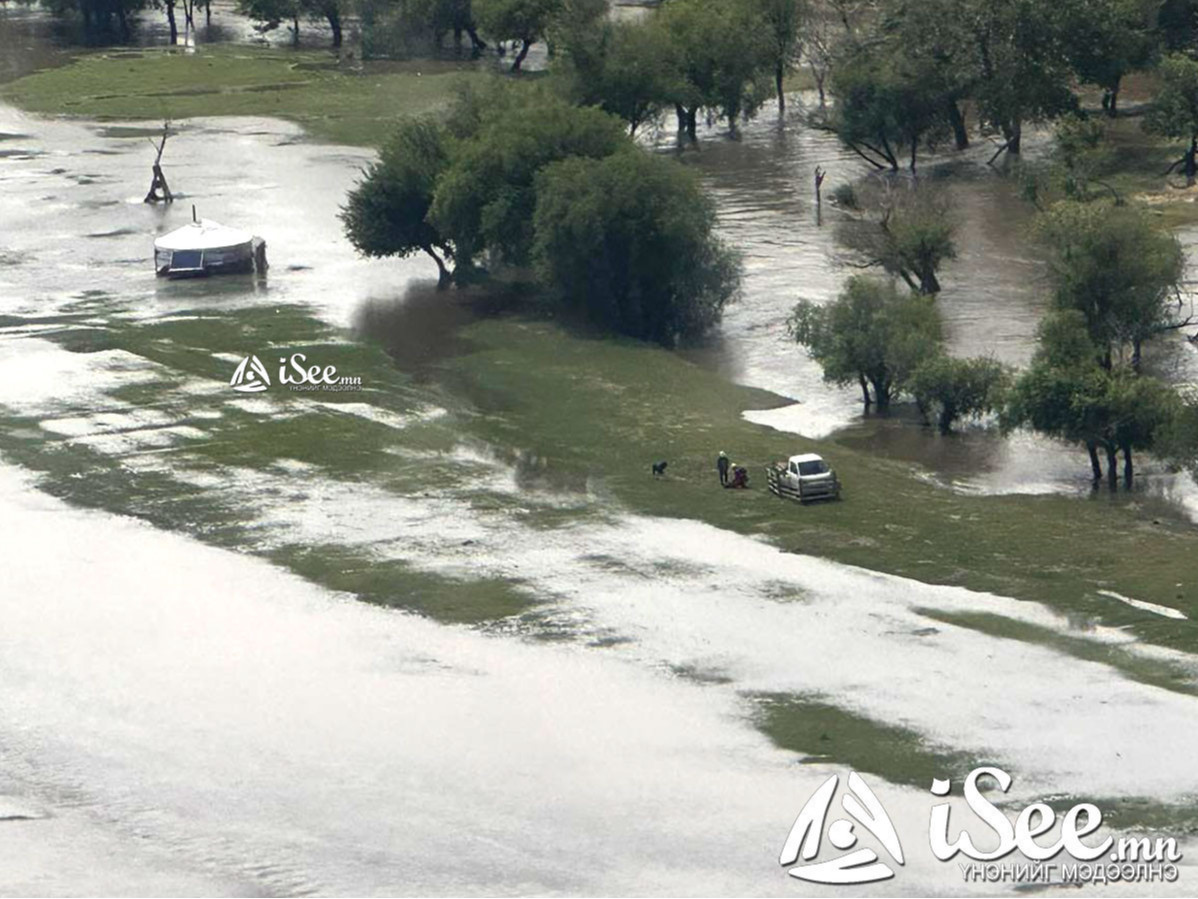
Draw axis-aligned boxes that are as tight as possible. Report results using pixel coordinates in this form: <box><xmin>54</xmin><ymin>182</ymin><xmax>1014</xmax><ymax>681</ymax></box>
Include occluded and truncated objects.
<box><xmin>424</xmin><ymin>246</ymin><xmax>452</xmax><ymax>289</ymax></box>
<box><xmin>776</xmin><ymin>62</ymin><xmax>785</xmax><ymax>117</ymax></box>
<box><xmin>511</xmin><ymin>38</ymin><xmax>531</xmax><ymax>71</ymax></box>
<box><xmin>938</xmin><ymin>406</ymin><xmax>955</xmax><ymax>434</ymax></box>
<box><xmin>947</xmin><ymin>100</ymin><xmax>969</xmax><ymax>150</ymax></box>
<box><xmin>918</xmin><ymin>267</ymin><xmax>941</xmax><ymax>295</ymax></box>
<box><xmin>1105</xmin><ymin>78</ymin><xmax>1120</xmax><ymax>117</ymax></box>
<box><xmin>1106</xmin><ymin>444</ymin><xmax>1118</xmax><ymax>491</ymax></box>
<box><xmin>292</xmin><ymin>14</ymin><xmax>300</xmax><ymax>41</ymax></box>
<box><xmin>686</xmin><ymin>107</ymin><xmax>697</xmax><ymax>140</ymax></box>
<box><xmin>1087</xmin><ymin>441</ymin><xmax>1102</xmax><ymax>484</ymax></box>
<box><xmin>465</xmin><ymin>25</ymin><xmax>486</xmax><ymax>52</ymax></box>
<box><xmin>327</xmin><ymin>10</ymin><xmax>342</xmax><ymax>47</ymax></box>
<box><xmin>166</xmin><ymin>0</ymin><xmax>177</xmax><ymax>43</ymax></box>
<box><xmin>204</xmin><ymin>0</ymin><xmax>210</xmax><ymax>26</ymax></box>
<box><xmin>859</xmin><ymin>374</ymin><xmax>871</xmax><ymax>410</ymax></box>
<box><xmin>871</xmin><ymin>377</ymin><xmax>891</xmax><ymax>411</ymax></box>
<box><xmin>1187</xmin><ymin>136</ymin><xmax>1197</xmax><ymax>186</ymax></box>
<box><xmin>1003</xmin><ymin>121</ymin><xmax>1022</xmax><ymax>156</ymax></box>
<box><xmin>1122</xmin><ymin>443</ymin><xmax>1134</xmax><ymax>488</ymax></box>
<box><xmin>909</xmin><ymin>135</ymin><xmax>918</xmax><ymax>173</ymax></box>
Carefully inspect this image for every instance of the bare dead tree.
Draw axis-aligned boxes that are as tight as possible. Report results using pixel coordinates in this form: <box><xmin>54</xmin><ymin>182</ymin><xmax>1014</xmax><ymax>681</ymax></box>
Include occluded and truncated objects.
<box><xmin>144</xmin><ymin>120</ymin><xmax>175</xmax><ymax>204</ymax></box>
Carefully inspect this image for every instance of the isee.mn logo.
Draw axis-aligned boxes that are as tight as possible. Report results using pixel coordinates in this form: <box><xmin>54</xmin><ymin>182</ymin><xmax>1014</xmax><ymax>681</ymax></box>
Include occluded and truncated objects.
<box><xmin>228</xmin><ymin>353</ymin><xmax>362</xmax><ymax>392</ymax></box>
<box><xmin>229</xmin><ymin>355</ymin><xmax>271</xmax><ymax>393</ymax></box>
<box><xmin>780</xmin><ymin>767</ymin><xmax>1183</xmax><ymax>888</ymax></box>
<box><xmin>779</xmin><ymin>772</ymin><xmax>904</xmax><ymax>885</ymax></box>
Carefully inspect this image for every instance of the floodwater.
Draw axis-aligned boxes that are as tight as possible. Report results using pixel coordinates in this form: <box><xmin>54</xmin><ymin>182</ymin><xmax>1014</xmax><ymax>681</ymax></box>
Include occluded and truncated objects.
<box><xmin>675</xmin><ymin>102</ymin><xmax>1198</xmax><ymax>514</ymax></box>
<box><xmin>3</xmin><ymin>23</ymin><xmax>1198</xmax><ymax>895</ymax></box>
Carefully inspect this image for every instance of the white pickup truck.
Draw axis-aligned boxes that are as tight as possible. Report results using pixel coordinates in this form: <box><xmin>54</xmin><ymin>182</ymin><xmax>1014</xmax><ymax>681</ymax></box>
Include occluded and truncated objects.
<box><xmin>766</xmin><ymin>453</ymin><xmax>841</xmax><ymax>503</ymax></box>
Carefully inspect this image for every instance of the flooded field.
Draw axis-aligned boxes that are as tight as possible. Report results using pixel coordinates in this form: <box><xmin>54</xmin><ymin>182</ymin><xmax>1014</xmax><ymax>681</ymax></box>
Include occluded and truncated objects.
<box><xmin>3</xmin><ymin>14</ymin><xmax>1198</xmax><ymax>893</ymax></box>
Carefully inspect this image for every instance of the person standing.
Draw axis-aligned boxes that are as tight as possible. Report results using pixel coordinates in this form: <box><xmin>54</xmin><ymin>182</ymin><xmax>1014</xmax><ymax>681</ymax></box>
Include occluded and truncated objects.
<box><xmin>717</xmin><ymin>451</ymin><xmax>730</xmax><ymax>486</ymax></box>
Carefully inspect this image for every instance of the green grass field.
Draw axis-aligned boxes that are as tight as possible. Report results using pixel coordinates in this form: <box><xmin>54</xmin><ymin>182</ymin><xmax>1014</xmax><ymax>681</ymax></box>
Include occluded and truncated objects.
<box><xmin>0</xmin><ymin>44</ymin><xmax>481</xmax><ymax>145</ymax></box>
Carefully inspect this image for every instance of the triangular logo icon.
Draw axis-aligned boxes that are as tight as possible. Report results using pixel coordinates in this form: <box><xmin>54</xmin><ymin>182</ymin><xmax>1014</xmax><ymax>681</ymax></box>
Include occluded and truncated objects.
<box><xmin>780</xmin><ymin>772</ymin><xmax>904</xmax><ymax>885</ymax></box>
<box><xmin>230</xmin><ymin>355</ymin><xmax>270</xmax><ymax>393</ymax></box>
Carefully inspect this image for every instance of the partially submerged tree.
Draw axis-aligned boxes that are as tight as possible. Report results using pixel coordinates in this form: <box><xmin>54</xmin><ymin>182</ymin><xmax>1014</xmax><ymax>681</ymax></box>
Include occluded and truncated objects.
<box><xmin>1035</xmin><ymin>200</ymin><xmax>1188</xmax><ymax>368</ymax></box>
<box><xmin>341</xmin><ymin>118</ymin><xmax>456</xmax><ymax>285</ymax></box>
<box><xmin>789</xmin><ymin>275</ymin><xmax>943</xmax><ymax>410</ymax></box>
<box><xmin>560</xmin><ymin>19</ymin><xmax>678</xmax><ymax>135</ymax></box>
<box><xmin>909</xmin><ymin>354</ymin><xmax>1009</xmax><ymax>433</ymax></box>
<box><xmin>1145</xmin><ymin>53</ymin><xmax>1198</xmax><ymax>184</ymax></box>
<box><xmin>828</xmin><ymin>45</ymin><xmax>950</xmax><ymax>171</ymax></box>
<box><xmin>754</xmin><ymin>0</ymin><xmax>805</xmax><ymax>116</ymax></box>
<box><xmin>836</xmin><ymin>182</ymin><xmax>957</xmax><ymax>294</ymax></box>
<box><xmin>474</xmin><ymin>0</ymin><xmax>563</xmax><ymax>70</ymax></box>
<box><xmin>963</xmin><ymin>0</ymin><xmax>1078</xmax><ymax>160</ymax></box>
<box><xmin>658</xmin><ymin>0</ymin><xmax>774</xmax><ymax>137</ymax></box>
<box><xmin>1064</xmin><ymin>0</ymin><xmax>1158</xmax><ymax>116</ymax></box>
<box><xmin>533</xmin><ymin>151</ymin><xmax>741</xmax><ymax>345</ymax></box>
<box><xmin>1005</xmin><ymin>310</ymin><xmax>1185</xmax><ymax>488</ymax></box>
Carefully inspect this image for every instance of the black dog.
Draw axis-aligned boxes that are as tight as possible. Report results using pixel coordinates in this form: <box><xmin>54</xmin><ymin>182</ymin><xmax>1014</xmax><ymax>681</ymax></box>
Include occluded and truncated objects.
<box><xmin>651</xmin><ymin>461</ymin><xmax>668</xmax><ymax>477</ymax></box>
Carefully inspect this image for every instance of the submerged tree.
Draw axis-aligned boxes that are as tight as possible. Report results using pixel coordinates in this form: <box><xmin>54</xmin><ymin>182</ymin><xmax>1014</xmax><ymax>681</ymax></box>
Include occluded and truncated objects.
<box><xmin>963</xmin><ymin>0</ymin><xmax>1078</xmax><ymax>160</ymax></box>
<box><xmin>1145</xmin><ymin>53</ymin><xmax>1198</xmax><ymax>184</ymax></box>
<box><xmin>474</xmin><ymin>0</ymin><xmax>563</xmax><ymax>70</ymax></box>
<box><xmin>1064</xmin><ymin>0</ymin><xmax>1158</xmax><ymax>116</ymax></box>
<box><xmin>909</xmin><ymin>354</ymin><xmax>1009</xmax><ymax>433</ymax></box>
<box><xmin>753</xmin><ymin>0</ymin><xmax>805</xmax><ymax>116</ymax></box>
<box><xmin>1005</xmin><ymin>310</ymin><xmax>1185</xmax><ymax>488</ymax></box>
<box><xmin>658</xmin><ymin>0</ymin><xmax>774</xmax><ymax>137</ymax></box>
<box><xmin>533</xmin><ymin>151</ymin><xmax>741</xmax><ymax>346</ymax></box>
<box><xmin>836</xmin><ymin>182</ymin><xmax>957</xmax><ymax>294</ymax></box>
<box><xmin>789</xmin><ymin>275</ymin><xmax>943</xmax><ymax>410</ymax></box>
<box><xmin>1035</xmin><ymin>200</ymin><xmax>1188</xmax><ymax>368</ymax></box>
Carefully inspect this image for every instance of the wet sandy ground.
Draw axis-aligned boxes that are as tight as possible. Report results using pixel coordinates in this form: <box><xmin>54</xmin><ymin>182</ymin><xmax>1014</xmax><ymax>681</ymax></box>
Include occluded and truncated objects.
<box><xmin>3</xmin><ymin>99</ymin><xmax>1198</xmax><ymax>894</ymax></box>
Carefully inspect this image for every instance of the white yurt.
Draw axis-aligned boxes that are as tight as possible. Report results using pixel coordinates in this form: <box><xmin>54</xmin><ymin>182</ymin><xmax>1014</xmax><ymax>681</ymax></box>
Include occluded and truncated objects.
<box><xmin>154</xmin><ymin>208</ymin><xmax>266</xmax><ymax>278</ymax></box>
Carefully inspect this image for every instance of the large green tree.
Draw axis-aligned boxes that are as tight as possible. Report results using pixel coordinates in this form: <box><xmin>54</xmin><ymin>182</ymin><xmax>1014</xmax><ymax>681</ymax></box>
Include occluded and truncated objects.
<box><xmin>658</xmin><ymin>0</ymin><xmax>774</xmax><ymax>137</ymax></box>
<box><xmin>341</xmin><ymin>118</ymin><xmax>455</xmax><ymax>286</ymax></box>
<box><xmin>533</xmin><ymin>152</ymin><xmax>741</xmax><ymax>345</ymax></box>
<box><xmin>753</xmin><ymin>0</ymin><xmax>805</xmax><ymax>116</ymax></box>
<box><xmin>1035</xmin><ymin>200</ymin><xmax>1187</xmax><ymax>368</ymax></box>
<box><xmin>429</xmin><ymin>90</ymin><xmax>629</xmax><ymax>266</ymax></box>
<box><xmin>789</xmin><ymin>275</ymin><xmax>943</xmax><ymax>410</ymax></box>
<box><xmin>909</xmin><ymin>354</ymin><xmax>1009</xmax><ymax>433</ymax></box>
<box><xmin>1065</xmin><ymin>0</ymin><xmax>1159</xmax><ymax>116</ymax></box>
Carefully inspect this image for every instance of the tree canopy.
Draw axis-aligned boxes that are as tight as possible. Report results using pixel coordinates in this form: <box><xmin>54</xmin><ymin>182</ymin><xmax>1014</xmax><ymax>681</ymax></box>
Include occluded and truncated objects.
<box><xmin>533</xmin><ymin>151</ymin><xmax>741</xmax><ymax>345</ymax></box>
<box><xmin>789</xmin><ymin>275</ymin><xmax>943</xmax><ymax>410</ymax></box>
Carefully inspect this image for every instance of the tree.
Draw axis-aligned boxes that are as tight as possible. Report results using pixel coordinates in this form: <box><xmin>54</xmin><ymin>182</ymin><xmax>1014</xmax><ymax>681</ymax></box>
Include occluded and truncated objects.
<box><xmin>341</xmin><ymin>119</ymin><xmax>456</xmax><ymax>285</ymax></box>
<box><xmin>1035</xmin><ymin>200</ymin><xmax>1188</xmax><ymax>368</ymax></box>
<box><xmin>875</xmin><ymin>0</ymin><xmax>976</xmax><ymax>150</ymax></box>
<box><xmin>1005</xmin><ymin>310</ymin><xmax>1184</xmax><ymax>488</ymax></box>
<box><xmin>237</xmin><ymin>0</ymin><xmax>300</xmax><ymax>42</ymax></box>
<box><xmin>416</xmin><ymin>0</ymin><xmax>487</xmax><ymax>52</ymax></box>
<box><xmin>1145</xmin><ymin>53</ymin><xmax>1198</xmax><ymax>184</ymax></box>
<box><xmin>658</xmin><ymin>0</ymin><xmax>774</xmax><ymax>137</ymax></box>
<box><xmin>789</xmin><ymin>275</ymin><xmax>943</xmax><ymax>410</ymax></box>
<box><xmin>1064</xmin><ymin>0</ymin><xmax>1158</xmax><ymax>116</ymax></box>
<box><xmin>909</xmin><ymin>354</ymin><xmax>1009</xmax><ymax>433</ymax></box>
<box><xmin>475</xmin><ymin>0</ymin><xmax>563</xmax><ymax>70</ymax></box>
<box><xmin>753</xmin><ymin>0</ymin><xmax>805</xmax><ymax>116</ymax></box>
<box><xmin>561</xmin><ymin>19</ymin><xmax>678</xmax><ymax>135</ymax></box>
<box><xmin>532</xmin><ymin>152</ymin><xmax>741</xmax><ymax>345</ymax></box>
<box><xmin>429</xmin><ymin>90</ymin><xmax>628</xmax><ymax>266</ymax></box>
<box><xmin>836</xmin><ymin>182</ymin><xmax>957</xmax><ymax>294</ymax></box>
<box><xmin>963</xmin><ymin>0</ymin><xmax>1077</xmax><ymax>159</ymax></box>
<box><xmin>828</xmin><ymin>44</ymin><xmax>950</xmax><ymax>171</ymax></box>
<box><xmin>42</xmin><ymin>0</ymin><xmax>146</xmax><ymax>39</ymax></box>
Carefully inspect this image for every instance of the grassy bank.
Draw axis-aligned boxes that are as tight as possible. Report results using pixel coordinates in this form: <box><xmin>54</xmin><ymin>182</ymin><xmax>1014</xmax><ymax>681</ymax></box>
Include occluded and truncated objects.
<box><xmin>0</xmin><ymin>44</ymin><xmax>480</xmax><ymax>146</ymax></box>
<box><xmin>440</xmin><ymin>317</ymin><xmax>1198</xmax><ymax>656</ymax></box>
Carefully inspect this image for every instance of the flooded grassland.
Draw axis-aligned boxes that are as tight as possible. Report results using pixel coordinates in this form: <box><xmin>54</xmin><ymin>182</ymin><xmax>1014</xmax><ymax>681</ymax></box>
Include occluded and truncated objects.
<box><xmin>3</xmin><ymin>24</ymin><xmax>1198</xmax><ymax>895</ymax></box>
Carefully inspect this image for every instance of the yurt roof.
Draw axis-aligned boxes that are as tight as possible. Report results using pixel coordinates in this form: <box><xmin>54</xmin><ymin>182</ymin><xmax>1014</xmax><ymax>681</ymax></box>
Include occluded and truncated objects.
<box><xmin>154</xmin><ymin>218</ymin><xmax>253</xmax><ymax>252</ymax></box>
